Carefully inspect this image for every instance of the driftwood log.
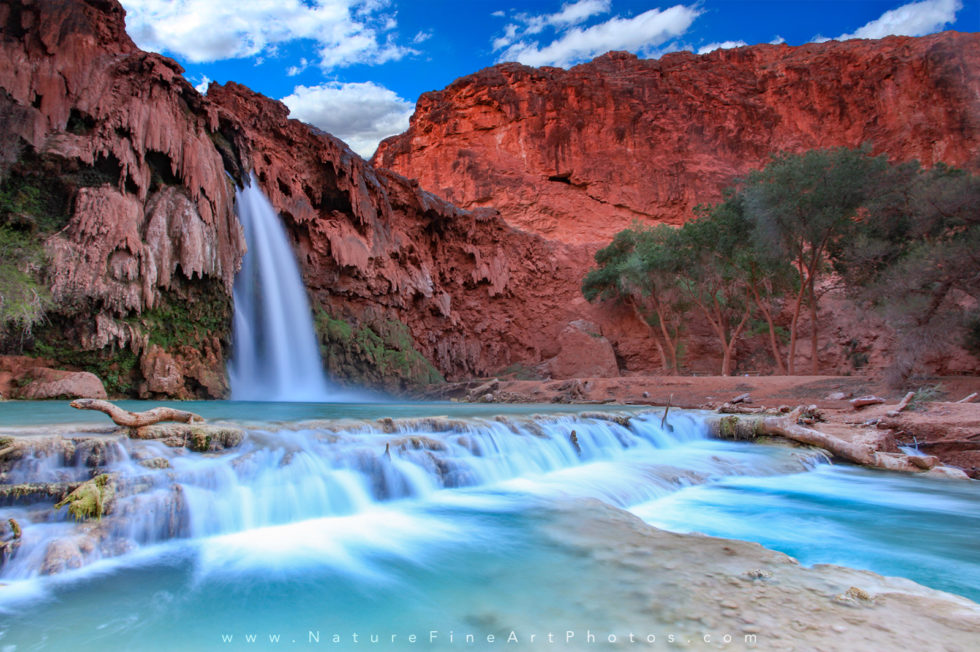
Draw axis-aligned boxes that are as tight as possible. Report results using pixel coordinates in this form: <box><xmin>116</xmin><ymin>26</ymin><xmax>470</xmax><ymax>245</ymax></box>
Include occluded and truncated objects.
<box><xmin>70</xmin><ymin>399</ymin><xmax>204</xmax><ymax>427</ymax></box>
<box><xmin>708</xmin><ymin>407</ymin><xmax>940</xmax><ymax>473</ymax></box>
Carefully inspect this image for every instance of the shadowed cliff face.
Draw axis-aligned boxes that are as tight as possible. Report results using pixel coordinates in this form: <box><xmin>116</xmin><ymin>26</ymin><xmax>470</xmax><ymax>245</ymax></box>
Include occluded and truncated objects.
<box><xmin>374</xmin><ymin>35</ymin><xmax>980</xmax><ymax>245</ymax></box>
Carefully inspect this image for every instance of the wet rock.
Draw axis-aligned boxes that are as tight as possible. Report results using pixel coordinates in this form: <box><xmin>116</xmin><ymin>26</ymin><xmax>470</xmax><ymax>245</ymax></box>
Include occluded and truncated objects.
<box><xmin>132</xmin><ymin>424</ymin><xmax>244</xmax><ymax>452</ymax></box>
<box><xmin>137</xmin><ymin>457</ymin><xmax>171</xmax><ymax>470</ymax></box>
<box><xmin>40</xmin><ymin>538</ymin><xmax>86</xmax><ymax>575</ymax></box>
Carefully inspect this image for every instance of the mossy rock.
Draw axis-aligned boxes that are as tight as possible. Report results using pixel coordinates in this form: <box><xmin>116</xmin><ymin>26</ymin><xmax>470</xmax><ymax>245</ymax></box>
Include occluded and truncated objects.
<box><xmin>133</xmin><ymin>423</ymin><xmax>244</xmax><ymax>452</ymax></box>
<box><xmin>716</xmin><ymin>415</ymin><xmax>762</xmax><ymax>440</ymax></box>
<box><xmin>54</xmin><ymin>473</ymin><xmax>115</xmax><ymax>521</ymax></box>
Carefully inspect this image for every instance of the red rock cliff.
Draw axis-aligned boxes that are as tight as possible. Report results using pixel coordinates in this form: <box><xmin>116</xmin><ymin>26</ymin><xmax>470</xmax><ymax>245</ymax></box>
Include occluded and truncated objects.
<box><xmin>206</xmin><ymin>82</ymin><xmax>596</xmax><ymax>384</ymax></box>
<box><xmin>0</xmin><ymin>0</ymin><xmax>602</xmax><ymax>392</ymax></box>
<box><xmin>374</xmin><ymin>34</ymin><xmax>980</xmax><ymax>245</ymax></box>
<box><xmin>0</xmin><ymin>0</ymin><xmax>246</xmax><ymax>397</ymax></box>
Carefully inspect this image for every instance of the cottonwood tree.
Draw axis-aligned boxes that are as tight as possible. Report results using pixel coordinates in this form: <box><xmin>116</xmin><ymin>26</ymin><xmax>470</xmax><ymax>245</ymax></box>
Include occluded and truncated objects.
<box><xmin>674</xmin><ymin>203</ymin><xmax>753</xmax><ymax>376</ymax></box>
<box><xmin>742</xmin><ymin>147</ymin><xmax>888</xmax><ymax>374</ymax></box>
<box><xmin>684</xmin><ymin>195</ymin><xmax>798</xmax><ymax>375</ymax></box>
<box><xmin>838</xmin><ymin>162</ymin><xmax>980</xmax><ymax>383</ymax></box>
<box><xmin>582</xmin><ymin>225</ymin><xmax>686</xmax><ymax>374</ymax></box>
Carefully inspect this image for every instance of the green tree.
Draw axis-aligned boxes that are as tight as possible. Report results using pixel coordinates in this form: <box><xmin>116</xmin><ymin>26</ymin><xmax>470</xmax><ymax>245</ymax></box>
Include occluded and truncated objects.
<box><xmin>674</xmin><ymin>203</ymin><xmax>753</xmax><ymax>376</ymax></box>
<box><xmin>742</xmin><ymin>147</ymin><xmax>889</xmax><ymax>374</ymax></box>
<box><xmin>838</xmin><ymin>162</ymin><xmax>980</xmax><ymax>383</ymax></box>
<box><xmin>678</xmin><ymin>195</ymin><xmax>799</xmax><ymax>375</ymax></box>
<box><xmin>582</xmin><ymin>225</ymin><xmax>686</xmax><ymax>373</ymax></box>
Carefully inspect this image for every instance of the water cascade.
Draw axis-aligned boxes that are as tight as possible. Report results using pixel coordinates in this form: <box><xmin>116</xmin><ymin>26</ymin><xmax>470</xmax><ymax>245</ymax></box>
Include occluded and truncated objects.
<box><xmin>1</xmin><ymin>408</ymin><xmax>979</xmax><ymax>649</ymax></box>
<box><xmin>227</xmin><ymin>176</ymin><xmax>332</xmax><ymax>401</ymax></box>
<box><xmin>0</xmin><ymin>411</ymin><xmax>817</xmax><ymax>581</ymax></box>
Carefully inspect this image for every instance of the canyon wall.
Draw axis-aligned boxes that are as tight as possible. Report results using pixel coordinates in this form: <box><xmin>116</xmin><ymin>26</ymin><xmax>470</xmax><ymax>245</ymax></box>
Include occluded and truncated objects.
<box><xmin>0</xmin><ymin>0</ymin><xmax>245</xmax><ymax>397</ymax></box>
<box><xmin>1</xmin><ymin>1</ymin><xmax>976</xmax><ymax>396</ymax></box>
<box><xmin>374</xmin><ymin>34</ymin><xmax>980</xmax><ymax>245</ymax></box>
<box><xmin>0</xmin><ymin>0</ymin><xmax>598</xmax><ymax>396</ymax></box>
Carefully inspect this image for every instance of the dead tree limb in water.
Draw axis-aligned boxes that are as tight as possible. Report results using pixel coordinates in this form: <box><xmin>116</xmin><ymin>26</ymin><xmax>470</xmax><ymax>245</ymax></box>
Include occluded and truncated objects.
<box><xmin>70</xmin><ymin>399</ymin><xmax>204</xmax><ymax>427</ymax></box>
<box><xmin>708</xmin><ymin>407</ymin><xmax>940</xmax><ymax>473</ymax></box>
<box><xmin>710</xmin><ymin>407</ymin><xmax>876</xmax><ymax>466</ymax></box>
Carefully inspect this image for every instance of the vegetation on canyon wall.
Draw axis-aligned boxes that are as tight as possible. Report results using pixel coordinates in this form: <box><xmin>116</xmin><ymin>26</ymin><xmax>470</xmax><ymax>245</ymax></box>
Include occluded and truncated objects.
<box><xmin>584</xmin><ymin>147</ymin><xmax>980</xmax><ymax>383</ymax></box>
<box><xmin>314</xmin><ymin>309</ymin><xmax>444</xmax><ymax>392</ymax></box>
<box><xmin>0</xmin><ymin>153</ymin><xmax>233</xmax><ymax>397</ymax></box>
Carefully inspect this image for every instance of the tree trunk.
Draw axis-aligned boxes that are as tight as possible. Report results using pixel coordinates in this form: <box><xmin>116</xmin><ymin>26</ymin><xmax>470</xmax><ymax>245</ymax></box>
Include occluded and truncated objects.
<box><xmin>786</xmin><ymin>272</ymin><xmax>808</xmax><ymax>375</ymax></box>
<box><xmin>70</xmin><ymin>399</ymin><xmax>204</xmax><ymax>427</ymax></box>
<box><xmin>628</xmin><ymin>299</ymin><xmax>672</xmax><ymax>374</ymax></box>
<box><xmin>654</xmin><ymin>304</ymin><xmax>679</xmax><ymax>374</ymax></box>
<box><xmin>808</xmin><ymin>274</ymin><xmax>819</xmax><ymax>375</ymax></box>
<box><xmin>749</xmin><ymin>282</ymin><xmax>786</xmax><ymax>375</ymax></box>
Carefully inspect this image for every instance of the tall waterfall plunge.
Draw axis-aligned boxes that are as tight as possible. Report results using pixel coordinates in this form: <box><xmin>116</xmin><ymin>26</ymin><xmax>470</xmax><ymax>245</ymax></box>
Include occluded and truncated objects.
<box><xmin>228</xmin><ymin>177</ymin><xmax>332</xmax><ymax>401</ymax></box>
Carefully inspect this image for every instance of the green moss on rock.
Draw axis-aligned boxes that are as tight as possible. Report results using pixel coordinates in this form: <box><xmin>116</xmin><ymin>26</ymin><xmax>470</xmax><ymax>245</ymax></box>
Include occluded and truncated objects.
<box><xmin>314</xmin><ymin>309</ymin><xmax>444</xmax><ymax>393</ymax></box>
<box><xmin>54</xmin><ymin>474</ymin><xmax>115</xmax><ymax>521</ymax></box>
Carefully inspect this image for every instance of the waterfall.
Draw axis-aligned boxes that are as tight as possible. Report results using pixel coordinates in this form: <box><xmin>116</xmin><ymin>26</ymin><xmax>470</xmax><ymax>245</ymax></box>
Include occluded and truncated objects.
<box><xmin>227</xmin><ymin>176</ymin><xmax>332</xmax><ymax>401</ymax></box>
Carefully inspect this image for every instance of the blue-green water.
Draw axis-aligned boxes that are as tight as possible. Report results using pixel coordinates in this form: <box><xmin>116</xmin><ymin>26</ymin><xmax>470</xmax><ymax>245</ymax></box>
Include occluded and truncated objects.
<box><xmin>0</xmin><ymin>404</ymin><xmax>977</xmax><ymax>651</ymax></box>
<box><xmin>0</xmin><ymin>400</ymin><xmax>647</xmax><ymax>427</ymax></box>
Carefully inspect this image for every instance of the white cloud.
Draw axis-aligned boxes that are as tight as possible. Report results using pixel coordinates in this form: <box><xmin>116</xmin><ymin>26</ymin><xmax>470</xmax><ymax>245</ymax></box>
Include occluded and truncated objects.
<box><xmin>770</xmin><ymin>35</ymin><xmax>785</xmax><ymax>45</ymax></box>
<box><xmin>286</xmin><ymin>58</ymin><xmax>310</xmax><ymax>76</ymax></box>
<box><xmin>493</xmin><ymin>0</ymin><xmax>611</xmax><ymax>50</ymax></box>
<box><xmin>194</xmin><ymin>75</ymin><xmax>210</xmax><ymax>94</ymax></box>
<box><xmin>549</xmin><ymin>0</ymin><xmax>611</xmax><ymax>27</ymax></box>
<box><xmin>412</xmin><ymin>30</ymin><xmax>432</xmax><ymax>44</ymax></box>
<box><xmin>281</xmin><ymin>81</ymin><xmax>414</xmax><ymax>158</ymax></box>
<box><xmin>491</xmin><ymin>10</ymin><xmax>505</xmax><ymax>18</ymax></box>
<box><xmin>120</xmin><ymin>0</ymin><xmax>412</xmax><ymax>69</ymax></box>
<box><xmin>697</xmin><ymin>40</ymin><xmax>747</xmax><ymax>55</ymax></box>
<box><xmin>838</xmin><ymin>0</ymin><xmax>961</xmax><ymax>40</ymax></box>
<box><xmin>498</xmin><ymin>4</ymin><xmax>701</xmax><ymax>67</ymax></box>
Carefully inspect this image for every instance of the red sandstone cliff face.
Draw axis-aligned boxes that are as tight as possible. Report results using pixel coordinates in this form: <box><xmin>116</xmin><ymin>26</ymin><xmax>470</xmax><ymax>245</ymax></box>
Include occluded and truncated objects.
<box><xmin>207</xmin><ymin>82</ymin><xmax>596</xmax><ymax>382</ymax></box>
<box><xmin>0</xmin><ymin>0</ymin><xmax>603</xmax><ymax>392</ymax></box>
<box><xmin>0</xmin><ymin>0</ymin><xmax>246</xmax><ymax>396</ymax></box>
<box><xmin>375</xmin><ymin>34</ymin><xmax>980</xmax><ymax>245</ymax></box>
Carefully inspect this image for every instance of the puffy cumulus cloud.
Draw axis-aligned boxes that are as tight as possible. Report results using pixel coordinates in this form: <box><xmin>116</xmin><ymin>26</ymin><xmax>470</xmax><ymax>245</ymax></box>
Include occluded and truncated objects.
<box><xmin>281</xmin><ymin>81</ymin><xmax>414</xmax><ymax>158</ymax></box>
<box><xmin>697</xmin><ymin>40</ymin><xmax>748</xmax><ymax>55</ymax></box>
<box><xmin>838</xmin><ymin>0</ymin><xmax>962</xmax><ymax>40</ymax></box>
<box><xmin>120</xmin><ymin>0</ymin><xmax>413</xmax><ymax>69</ymax></box>
<box><xmin>497</xmin><ymin>4</ymin><xmax>701</xmax><ymax>68</ymax></box>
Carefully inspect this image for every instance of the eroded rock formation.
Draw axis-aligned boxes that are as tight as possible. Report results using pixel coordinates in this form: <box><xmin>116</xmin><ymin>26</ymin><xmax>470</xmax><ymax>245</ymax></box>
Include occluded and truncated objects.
<box><xmin>0</xmin><ymin>0</ymin><xmax>597</xmax><ymax>392</ymax></box>
<box><xmin>207</xmin><ymin>82</ymin><xmax>593</xmax><ymax>384</ymax></box>
<box><xmin>0</xmin><ymin>0</ymin><xmax>246</xmax><ymax>396</ymax></box>
<box><xmin>375</xmin><ymin>34</ymin><xmax>980</xmax><ymax>245</ymax></box>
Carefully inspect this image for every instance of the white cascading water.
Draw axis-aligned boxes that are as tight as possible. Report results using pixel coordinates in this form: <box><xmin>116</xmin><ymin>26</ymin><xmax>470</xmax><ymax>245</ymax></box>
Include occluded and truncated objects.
<box><xmin>227</xmin><ymin>176</ymin><xmax>332</xmax><ymax>401</ymax></box>
<box><xmin>0</xmin><ymin>412</ymin><xmax>826</xmax><ymax>581</ymax></box>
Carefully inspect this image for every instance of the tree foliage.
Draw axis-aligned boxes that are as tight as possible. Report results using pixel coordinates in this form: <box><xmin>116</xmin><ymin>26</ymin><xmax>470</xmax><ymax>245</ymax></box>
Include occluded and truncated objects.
<box><xmin>584</xmin><ymin>146</ymin><xmax>980</xmax><ymax>380</ymax></box>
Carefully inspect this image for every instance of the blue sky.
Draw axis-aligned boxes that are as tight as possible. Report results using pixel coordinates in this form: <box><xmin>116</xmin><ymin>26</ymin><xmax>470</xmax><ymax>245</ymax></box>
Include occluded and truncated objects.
<box><xmin>119</xmin><ymin>0</ymin><xmax>979</xmax><ymax>157</ymax></box>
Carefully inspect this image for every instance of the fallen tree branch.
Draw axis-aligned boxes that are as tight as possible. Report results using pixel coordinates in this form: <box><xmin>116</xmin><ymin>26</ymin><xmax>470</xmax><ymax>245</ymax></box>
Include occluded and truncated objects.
<box><xmin>886</xmin><ymin>391</ymin><xmax>916</xmax><ymax>417</ymax></box>
<box><xmin>956</xmin><ymin>392</ymin><xmax>977</xmax><ymax>404</ymax></box>
<box><xmin>708</xmin><ymin>408</ymin><xmax>939</xmax><ymax>472</ymax></box>
<box><xmin>755</xmin><ymin>408</ymin><xmax>878</xmax><ymax>466</ymax></box>
<box><xmin>70</xmin><ymin>399</ymin><xmax>204</xmax><ymax>427</ymax></box>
